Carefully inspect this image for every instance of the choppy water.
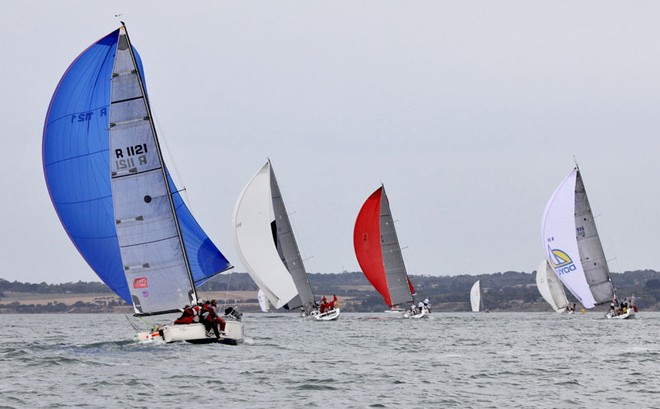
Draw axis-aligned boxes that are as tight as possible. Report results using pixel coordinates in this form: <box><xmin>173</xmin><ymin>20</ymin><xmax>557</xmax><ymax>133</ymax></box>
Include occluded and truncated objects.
<box><xmin>0</xmin><ymin>312</ymin><xmax>658</xmax><ymax>408</ymax></box>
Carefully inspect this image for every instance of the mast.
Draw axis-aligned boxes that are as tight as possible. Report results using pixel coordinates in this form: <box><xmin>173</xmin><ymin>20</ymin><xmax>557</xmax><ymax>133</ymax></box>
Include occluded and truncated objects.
<box><xmin>118</xmin><ymin>24</ymin><xmax>197</xmax><ymax>310</ymax></box>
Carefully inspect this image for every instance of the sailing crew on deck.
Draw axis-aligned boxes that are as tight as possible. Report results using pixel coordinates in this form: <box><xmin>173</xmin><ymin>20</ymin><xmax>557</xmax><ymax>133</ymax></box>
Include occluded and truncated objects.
<box><xmin>423</xmin><ymin>298</ymin><xmax>431</xmax><ymax>312</ymax></box>
<box><xmin>610</xmin><ymin>299</ymin><xmax>617</xmax><ymax>315</ymax></box>
<box><xmin>201</xmin><ymin>300</ymin><xmax>226</xmax><ymax>339</ymax></box>
<box><xmin>417</xmin><ymin>300</ymin><xmax>425</xmax><ymax>313</ymax></box>
<box><xmin>326</xmin><ymin>295</ymin><xmax>338</xmax><ymax>311</ymax></box>
<box><xmin>210</xmin><ymin>299</ymin><xmax>228</xmax><ymax>330</ymax></box>
<box><xmin>174</xmin><ymin>305</ymin><xmax>196</xmax><ymax>325</ymax></box>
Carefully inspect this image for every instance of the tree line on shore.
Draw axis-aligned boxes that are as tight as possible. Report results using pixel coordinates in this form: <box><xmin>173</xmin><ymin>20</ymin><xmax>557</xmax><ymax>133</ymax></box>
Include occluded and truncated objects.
<box><xmin>1</xmin><ymin>269</ymin><xmax>660</xmax><ymax>313</ymax></box>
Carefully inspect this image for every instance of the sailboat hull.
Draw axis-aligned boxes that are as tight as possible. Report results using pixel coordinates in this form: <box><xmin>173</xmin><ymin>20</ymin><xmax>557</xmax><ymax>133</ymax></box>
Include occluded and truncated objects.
<box><xmin>403</xmin><ymin>307</ymin><xmax>429</xmax><ymax>319</ymax></box>
<box><xmin>606</xmin><ymin>309</ymin><xmax>636</xmax><ymax>320</ymax></box>
<box><xmin>137</xmin><ymin>321</ymin><xmax>244</xmax><ymax>345</ymax></box>
<box><xmin>311</xmin><ymin>308</ymin><xmax>340</xmax><ymax>321</ymax></box>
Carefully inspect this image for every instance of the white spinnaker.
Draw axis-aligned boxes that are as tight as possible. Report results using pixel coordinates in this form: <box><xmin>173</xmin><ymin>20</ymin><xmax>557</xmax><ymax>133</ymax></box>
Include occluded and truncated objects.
<box><xmin>257</xmin><ymin>288</ymin><xmax>270</xmax><ymax>312</ymax></box>
<box><xmin>233</xmin><ymin>162</ymin><xmax>298</xmax><ymax>309</ymax></box>
<box><xmin>536</xmin><ymin>259</ymin><xmax>569</xmax><ymax>312</ymax></box>
<box><xmin>542</xmin><ymin>168</ymin><xmax>596</xmax><ymax>308</ymax></box>
<box><xmin>470</xmin><ymin>280</ymin><xmax>481</xmax><ymax>312</ymax></box>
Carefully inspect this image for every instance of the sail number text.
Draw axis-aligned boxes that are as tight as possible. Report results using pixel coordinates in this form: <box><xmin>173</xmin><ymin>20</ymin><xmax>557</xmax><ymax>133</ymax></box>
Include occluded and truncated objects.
<box><xmin>70</xmin><ymin>108</ymin><xmax>107</xmax><ymax>123</ymax></box>
<box><xmin>115</xmin><ymin>144</ymin><xmax>148</xmax><ymax>170</ymax></box>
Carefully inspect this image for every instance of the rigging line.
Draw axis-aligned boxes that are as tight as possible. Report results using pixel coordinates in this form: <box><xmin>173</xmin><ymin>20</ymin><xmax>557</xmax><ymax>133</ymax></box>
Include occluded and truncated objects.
<box><xmin>289</xmin><ymin>206</ymin><xmax>316</xmax><ymax>273</ymax></box>
<box><xmin>223</xmin><ymin>272</ymin><xmax>233</xmax><ymax>308</ymax></box>
<box><xmin>124</xmin><ymin>314</ymin><xmax>140</xmax><ymax>331</ymax></box>
<box><xmin>151</xmin><ymin>115</ymin><xmax>192</xmax><ymax>209</ymax></box>
<box><xmin>135</xmin><ymin>314</ymin><xmax>157</xmax><ymax>329</ymax></box>
<box><xmin>593</xmin><ymin>211</ymin><xmax>622</xmax><ymax>274</ymax></box>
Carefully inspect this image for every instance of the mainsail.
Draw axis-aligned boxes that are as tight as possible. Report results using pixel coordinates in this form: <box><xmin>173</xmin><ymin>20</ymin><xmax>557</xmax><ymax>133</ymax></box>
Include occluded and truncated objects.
<box><xmin>535</xmin><ymin>259</ymin><xmax>569</xmax><ymax>312</ymax></box>
<box><xmin>233</xmin><ymin>161</ymin><xmax>301</xmax><ymax>310</ymax></box>
<box><xmin>353</xmin><ymin>185</ymin><xmax>414</xmax><ymax>307</ymax></box>
<box><xmin>269</xmin><ymin>161</ymin><xmax>316</xmax><ymax>313</ymax></box>
<box><xmin>541</xmin><ymin>167</ymin><xmax>615</xmax><ymax>308</ymax></box>
<box><xmin>470</xmin><ymin>280</ymin><xmax>481</xmax><ymax>312</ymax></box>
<box><xmin>42</xmin><ymin>25</ymin><xmax>232</xmax><ymax>315</ymax></box>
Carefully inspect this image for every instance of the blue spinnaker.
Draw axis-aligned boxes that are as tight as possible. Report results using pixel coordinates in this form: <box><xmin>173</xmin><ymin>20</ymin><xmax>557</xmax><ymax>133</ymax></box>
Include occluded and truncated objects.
<box><xmin>42</xmin><ymin>28</ymin><xmax>231</xmax><ymax>303</ymax></box>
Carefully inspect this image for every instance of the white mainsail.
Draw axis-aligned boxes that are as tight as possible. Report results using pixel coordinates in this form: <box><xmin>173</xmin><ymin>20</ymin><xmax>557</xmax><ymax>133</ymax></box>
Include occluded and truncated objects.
<box><xmin>470</xmin><ymin>280</ymin><xmax>481</xmax><ymax>312</ymax></box>
<box><xmin>541</xmin><ymin>167</ymin><xmax>615</xmax><ymax>309</ymax></box>
<box><xmin>535</xmin><ymin>259</ymin><xmax>569</xmax><ymax>312</ymax></box>
<box><xmin>109</xmin><ymin>27</ymin><xmax>194</xmax><ymax>314</ymax></box>
<box><xmin>233</xmin><ymin>161</ymin><xmax>298</xmax><ymax>309</ymax></box>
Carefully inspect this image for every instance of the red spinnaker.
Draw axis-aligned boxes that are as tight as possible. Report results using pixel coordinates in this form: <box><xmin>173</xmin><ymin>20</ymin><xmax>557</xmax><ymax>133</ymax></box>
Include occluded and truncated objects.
<box><xmin>353</xmin><ymin>186</ymin><xmax>392</xmax><ymax>306</ymax></box>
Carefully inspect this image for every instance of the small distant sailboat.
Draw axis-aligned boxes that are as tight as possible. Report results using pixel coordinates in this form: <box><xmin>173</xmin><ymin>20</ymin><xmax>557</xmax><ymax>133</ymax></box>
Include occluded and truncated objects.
<box><xmin>233</xmin><ymin>160</ymin><xmax>339</xmax><ymax>321</ymax></box>
<box><xmin>542</xmin><ymin>166</ymin><xmax>636</xmax><ymax>319</ymax></box>
<box><xmin>257</xmin><ymin>289</ymin><xmax>271</xmax><ymax>313</ymax></box>
<box><xmin>353</xmin><ymin>185</ymin><xmax>428</xmax><ymax>318</ymax></box>
<box><xmin>42</xmin><ymin>24</ymin><xmax>244</xmax><ymax>344</ymax></box>
<box><xmin>470</xmin><ymin>280</ymin><xmax>481</xmax><ymax>312</ymax></box>
<box><xmin>535</xmin><ymin>259</ymin><xmax>570</xmax><ymax>313</ymax></box>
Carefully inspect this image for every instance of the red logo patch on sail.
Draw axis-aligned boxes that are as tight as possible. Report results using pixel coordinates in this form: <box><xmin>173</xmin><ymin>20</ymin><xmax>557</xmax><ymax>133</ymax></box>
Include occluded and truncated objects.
<box><xmin>133</xmin><ymin>277</ymin><xmax>148</xmax><ymax>289</ymax></box>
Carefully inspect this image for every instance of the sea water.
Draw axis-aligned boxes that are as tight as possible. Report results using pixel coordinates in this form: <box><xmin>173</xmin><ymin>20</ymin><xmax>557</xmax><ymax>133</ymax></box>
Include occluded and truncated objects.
<box><xmin>0</xmin><ymin>312</ymin><xmax>658</xmax><ymax>408</ymax></box>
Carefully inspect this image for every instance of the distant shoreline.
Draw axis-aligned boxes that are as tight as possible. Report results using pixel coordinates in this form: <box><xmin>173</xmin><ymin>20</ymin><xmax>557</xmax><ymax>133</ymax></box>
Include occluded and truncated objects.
<box><xmin>3</xmin><ymin>269</ymin><xmax>658</xmax><ymax>312</ymax></box>
<box><xmin>0</xmin><ymin>290</ymin><xmax>612</xmax><ymax>314</ymax></box>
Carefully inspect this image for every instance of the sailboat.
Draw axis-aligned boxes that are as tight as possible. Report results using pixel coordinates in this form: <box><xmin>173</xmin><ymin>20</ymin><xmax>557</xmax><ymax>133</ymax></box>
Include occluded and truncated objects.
<box><xmin>542</xmin><ymin>166</ymin><xmax>636</xmax><ymax>319</ymax></box>
<box><xmin>42</xmin><ymin>24</ymin><xmax>244</xmax><ymax>344</ymax></box>
<box><xmin>535</xmin><ymin>259</ymin><xmax>571</xmax><ymax>313</ymax></box>
<box><xmin>257</xmin><ymin>289</ymin><xmax>271</xmax><ymax>313</ymax></box>
<box><xmin>470</xmin><ymin>280</ymin><xmax>481</xmax><ymax>312</ymax></box>
<box><xmin>233</xmin><ymin>160</ymin><xmax>339</xmax><ymax>321</ymax></box>
<box><xmin>353</xmin><ymin>185</ymin><xmax>428</xmax><ymax>318</ymax></box>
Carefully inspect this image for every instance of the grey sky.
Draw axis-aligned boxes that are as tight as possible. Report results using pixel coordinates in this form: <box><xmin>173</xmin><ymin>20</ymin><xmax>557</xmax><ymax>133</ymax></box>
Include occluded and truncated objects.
<box><xmin>2</xmin><ymin>1</ymin><xmax>659</xmax><ymax>284</ymax></box>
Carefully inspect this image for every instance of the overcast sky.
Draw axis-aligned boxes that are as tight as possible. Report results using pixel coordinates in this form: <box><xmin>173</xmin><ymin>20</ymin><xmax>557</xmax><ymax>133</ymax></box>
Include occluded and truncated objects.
<box><xmin>2</xmin><ymin>1</ymin><xmax>659</xmax><ymax>284</ymax></box>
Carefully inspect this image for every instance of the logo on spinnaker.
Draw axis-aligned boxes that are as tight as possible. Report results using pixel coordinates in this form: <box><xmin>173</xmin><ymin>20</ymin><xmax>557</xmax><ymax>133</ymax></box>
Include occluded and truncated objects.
<box><xmin>547</xmin><ymin>247</ymin><xmax>577</xmax><ymax>276</ymax></box>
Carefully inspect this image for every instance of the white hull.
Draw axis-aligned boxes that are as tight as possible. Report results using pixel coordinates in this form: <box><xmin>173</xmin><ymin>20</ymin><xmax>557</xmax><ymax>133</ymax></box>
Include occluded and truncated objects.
<box><xmin>312</xmin><ymin>308</ymin><xmax>340</xmax><ymax>321</ymax></box>
<box><xmin>403</xmin><ymin>307</ymin><xmax>429</xmax><ymax>319</ymax></box>
<box><xmin>606</xmin><ymin>309</ymin><xmax>636</xmax><ymax>320</ymax></box>
<box><xmin>136</xmin><ymin>320</ymin><xmax>244</xmax><ymax>345</ymax></box>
